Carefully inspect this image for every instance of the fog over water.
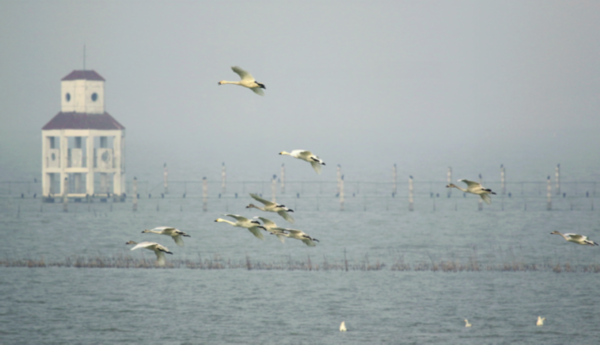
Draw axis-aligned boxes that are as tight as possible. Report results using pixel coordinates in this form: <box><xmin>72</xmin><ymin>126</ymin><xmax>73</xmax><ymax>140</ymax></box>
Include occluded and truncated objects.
<box><xmin>1</xmin><ymin>2</ymin><xmax>600</xmax><ymax>344</ymax></box>
<box><xmin>1</xmin><ymin>1</ymin><xmax>600</xmax><ymax>183</ymax></box>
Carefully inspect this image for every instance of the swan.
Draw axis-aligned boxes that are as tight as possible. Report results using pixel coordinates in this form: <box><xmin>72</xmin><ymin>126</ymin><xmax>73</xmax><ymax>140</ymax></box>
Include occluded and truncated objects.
<box><xmin>254</xmin><ymin>216</ymin><xmax>287</xmax><ymax>243</ymax></box>
<box><xmin>246</xmin><ymin>193</ymin><xmax>295</xmax><ymax>223</ymax></box>
<box><xmin>464</xmin><ymin>319</ymin><xmax>472</xmax><ymax>328</ymax></box>
<box><xmin>218</xmin><ymin>66</ymin><xmax>265</xmax><ymax>96</ymax></box>
<box><xmin>446</xmin><ymin>179</ymin><xmax>496</xmax><ymax>204</ymax></box>
<box><xmin>536</xmin><ymin>316</ymin><xmax>545</xmax><ymax>326</ymax></box>
<box><xmin>142</xmin><ymin>226</ymin><xmax>191</xmax><ymax>247</ymax></box>
<box><xmin>125</xmin><ymin>240</ymin><xmax>173</xmax><ymax>266</ymax></box>
<box><xmin>272</xmin><ymin>227</ymin><xmax>319</xmax><ymax>247</ymax></box>
<box><xmin>214</xmin><ymin>214</ymin><xmax>267</xmax><ymax>240</ymax></box>
<box><xmin>279</xmin><ymin>150</ymin><xmax>325</xmax><ymax>174</ymax></box>
<box><xmin>340</xmin><ymin>321</ymin><xmax>347</xmax><ymax>332</ymax></box>
<box><xmin>550</xmin><ymin>231</ymin><xmax>598</xmax><ymax>246</ymax></box>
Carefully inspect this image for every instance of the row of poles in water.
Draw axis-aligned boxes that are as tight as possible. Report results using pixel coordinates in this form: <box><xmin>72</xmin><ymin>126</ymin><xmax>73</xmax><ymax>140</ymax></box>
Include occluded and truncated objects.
<box><xmin>122</xmin><ymin>163</ymin><xmax>565</xmax><ymax>212</ymax></box>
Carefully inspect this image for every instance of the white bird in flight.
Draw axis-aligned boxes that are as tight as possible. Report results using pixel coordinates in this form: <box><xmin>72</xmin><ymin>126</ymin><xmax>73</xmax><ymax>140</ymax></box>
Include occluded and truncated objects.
<box><xmin>214</xmin><ymin>214</ymin><xmax>267</xmax><ymax>240</ymax></box>
<box><xmin>550</xmin><ymin>231</ymin><xmax>598</xmax><ymax>246</ymax></box>
<box><xmin>446</xmin><ymin>179</ymin><xmax>496</xmax><ymax>204</ymax></box>
<box><xmin>218</xmin><ymin>66</ymin><xmax>266</xmax><ymax>96</ymax></box>
<box><xmin>253</xmin><ymin>216</ymin><xmax>288</xmax><ymax>243</ymax></box>
<box><xmin>273</xmin><ymin>227</ymin><xmax>319</xmax><ymax>247</ymax></box>
<box><xmin>125</xmin><ymin>240</ymin><xmax>173</xmax><ymax>266</ymax></box>
<box><xmin>246</xmin><ymin>193</ymin><xmax>295</xmax><ymax>223</ymax></box>
<box><xmin>141</xmin><ymin>226</ymin><xmax>191</xmax><ymax>247</ymax></box>
<box><xmin>279</xmin><ymin>150</ymin><xmax>326</xmax><ymax>174</ymax></box>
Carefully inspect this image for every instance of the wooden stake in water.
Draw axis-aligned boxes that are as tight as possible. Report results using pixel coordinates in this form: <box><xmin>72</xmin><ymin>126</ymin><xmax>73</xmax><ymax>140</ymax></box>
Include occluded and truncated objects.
<box><xmin>280</xmin><ymin>164</ymin><xmax>285</xmax><ymax>194</ymax></box>
<box><xmin>340</xmin><ymin>175</ymin><xmax>345</xmax><ymax>211</ymax></box>
<box><xmin>478</xmin><ymin>174</ymin><xmax>483</xmax><ymax>211</ymax></box>
<box><xmin>447</xmin><ymin>167</ymin><xmax>452</xmax><ymax>198</ymax></box>
<box><xmin>133</xmin><ymin>177</ymin><xmax>138</xmax><ymax>212</ymax></box>
<box><xmin>63</xmin><ymin>177</ymin><xmax>68</xmax><ymax>212</ymax></box>
<box><xmin>271</xmin><ymin>174</ymin><xmax>277</xmax><ymax>202</ymax></box>
<box><xmin>409</xmin><ymin>175</ymin><xmax>414</xmax><ymax>212</ymax></box>
<box><xmin>547</xmin><ymin>175</ymin><xmax>552</xmax><ymax>210</ymax></box>
<box><xmin>221</xmin><ymin>162</ymin><xmax>226</xmax><ymax>194</ymax></box>
<box><xmin>501</xmin><ymin>164</ymin><xmax>506</xmax><ymax>195</ymax></box>
<box><xmin>393</xmin><ymin>164</ymin><xmax>397</xmax><ymax>197</ymax></box>
<box><xmin>202</xmin><ymin>177</ymin><xmax>208</xmax><ymax>212</ymax></box>
<box><xmin>555</xmin><ymin>164</ymin><xmax>560</xmax><ymax>195</ymax></box>
<box><xmin>163</xmin><ymin>163</ymin><xmax>168</xmax><ymax>194</ymax></box>
<box><xmin>337</xmin><ymin>165</ymin><xmax>342</xmax><ymax>196</ymax></box>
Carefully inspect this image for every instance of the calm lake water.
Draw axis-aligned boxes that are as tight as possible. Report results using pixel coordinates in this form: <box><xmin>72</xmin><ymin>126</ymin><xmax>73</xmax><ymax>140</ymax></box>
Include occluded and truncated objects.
<box><xmin>1</xmin><ymin>190</ymin><xmax>599</xmax><ymax>344</ymax></box>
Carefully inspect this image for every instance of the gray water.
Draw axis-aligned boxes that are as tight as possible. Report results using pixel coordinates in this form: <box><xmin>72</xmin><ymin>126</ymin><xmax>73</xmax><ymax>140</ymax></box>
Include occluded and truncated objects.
<box><xmin>1</xmin><ymin>194</ymin><xmax>600</xmax><ymax>344</ymax></box>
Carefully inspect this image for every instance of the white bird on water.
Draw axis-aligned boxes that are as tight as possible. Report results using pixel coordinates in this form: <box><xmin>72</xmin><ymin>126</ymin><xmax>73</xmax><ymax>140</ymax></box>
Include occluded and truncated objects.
<box><xmin>273</xmin><ymin>227</ymin><xmax>319</xmax><ymax>247</ymax></box>
<box><xmin>214</xmin><ymin>214</ymin><xmax>267</xmax><ymax>240</ymax></box>
<box><xmin>550</xmin><ymin>231</ymin><xmax>598</xmax><ymax>246</ymax></box>
<box><xmin>218</xmin><ymin>66</ymin><xmax>266</xmax><ymax>96</ymax></box>
<box><xmin>339</xmin><ymin>321</ymin><xmax>347</xmax><ymax>332</ymax></box>
<box><xmin>125</xmin><ymin>240</ymin><xmax>173</xmax><ymax>266</ymax></box>
<box><xmin>142</xmin><ymin>226</ymin><xmax>191</xmax><ymax>247</ymax></box>
<box><xmin>464</xmin><ymin>319</ymin><xmax>472</xmax><ymax>327</ymax></box>
<box><xmin>279</xmin><ymin>150</ymin><xmax>326</xmax><ymax>174</ymax></box>
<box><xmin>446</xmin><ymin>179</ymin><xmax>497</xmax><ymax>204</ymax></box>
<box><xmin>253</xmin><ymin>216</ymin><xmax>288</xmax><ymax>243</ymax></box>
<box><xmin>536</xmin><ymin>316</ymin><xmax>546</xmax><ymax>326</ymax></box>
<box><xmin>246</xmin><ymin>193</ymin><xmax>295</xmax><ymax>223</ymax></box>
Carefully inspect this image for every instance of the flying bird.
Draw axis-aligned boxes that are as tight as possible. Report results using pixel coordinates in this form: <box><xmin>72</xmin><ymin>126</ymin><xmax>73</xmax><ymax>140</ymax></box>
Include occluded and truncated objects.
<box><xmin>218</xmin><ymin>66</ymin><xmax>266</xmax><ymax>96</ymax></box>
<box><xmin>125</xmin><ymin>240</ymin><xmax>173</xmax><ymax>266</ymax></box>
<box><xmin>273</xmin><ymin>227</ymin><xmax>319</xmax><ymax>247</ymax></box>
<box><xmin>142</xmin><ymin>226</ymin><xmax>191</xmax><ymax>247</ymax></box>
<box><xmin>214</xmin><ymin>214</ymin><xmax>267</xmax><ymax>240</ymax></box>
<box><xmin>279</xmin><ymin>150</ymin><xmax>326</xmax><ymax>174</ymax></box>
<box><xmin>550</xmin><ymin>231</ymin><xmax>598</xmax><ymax>246</ymax></box>
<box><xmin>246</xmin><ymin>193</ymin><xmax>294</xmax><ymax>223</ymax></box>
<box><xmin>446</xmin><ymin>179</ymin><xmax>496</xmax><ymax>204</ymax></box>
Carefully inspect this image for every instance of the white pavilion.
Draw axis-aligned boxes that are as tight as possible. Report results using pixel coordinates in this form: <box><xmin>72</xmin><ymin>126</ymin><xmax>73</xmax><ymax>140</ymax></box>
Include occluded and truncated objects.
<box><xmin>41</xmin><ymin>70</ymin><xmax>126</xmax><ymax>201</ymax></box>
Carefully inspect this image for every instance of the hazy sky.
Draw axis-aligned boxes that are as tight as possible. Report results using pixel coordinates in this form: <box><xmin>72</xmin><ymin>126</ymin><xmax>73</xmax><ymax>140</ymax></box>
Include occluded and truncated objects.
<box><xmin>1</xmin><ymin>1</ymin><xmax>599</xmax><ymax>182</ymax></box>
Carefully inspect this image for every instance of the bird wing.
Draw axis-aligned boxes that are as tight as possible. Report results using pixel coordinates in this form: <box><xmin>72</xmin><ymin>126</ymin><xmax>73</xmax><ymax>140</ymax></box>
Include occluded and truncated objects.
<box><xmin>565</xmin><ymin>234</ymin><xmax>582</xmax><ymax>240</ymax></box>
<box><xmin>224</xmin><ymin>214</ymin><xmax>248</xmax><ymax>222</ymax></box>
<box><xmin>275</xmin><ymin>234</ymin><xmax>286</xmax><ymax>243</ymax></box>
<box><xmin>152</xmin><ymin>226</ymin><xmax>174</xmax><ymax>232</ymax></box>
<box><xmin>301</xmin><ymin>238</ymin><xmax>317</xmax><ymax>247</ymax></box>
<box><xmin>310</xmin><ymin>161</ymin><xmax>322</xmax><ymax>174</ymax></box>
<box><xmin>277</xmin><ymin>210</ymin><xmax>295</xmax><ymax>223</ymax></box>
<box><xmin>173</xmin><ymin>235</ymin><xmax>185</xmax><ymax>247</ymax></box>
<box><xmin>296</xmin><ymin>150</ymin><xmax>313</xmax><ymax>159</ymax></box>
<box><xmin>250</xmin><ymin>193</ymin><xmax>276</xmax><ymax>207</ymax></box>
<box><xmin>130</xmin><ymin>241</ymin><xmax>156</xmax><ymax>251</ymax></box>
<box><xmin>248</xmin><ymin>227</ymin><xmax>265</xmax><ymax>240</ymax></box>
<box><xmin>231</xmin><ymin>66</ymin><xmax>254</xmax><ymax>82</ymax></box>
<box><xmin>257</xmin><ymin>216</ymin><xmax>276</xmax><ymax>228</ymax></box>
<box><xmin>459</xmin><ymin>179</ymin><xmax>481</xmax><ymax>188</ymax></box>
<box><xmin>250</xmin><ymin>87</ymin><xmax>265</xmax><ymax>96</ymax></box>
<box><xmin>480</xmin><ymin>193</ymin><xmax>492</xmax><ymax>205</ymax></box>
<box><xmin>155</xmin><ymin>251</ymin><xmax>166</xmax><ymax>266</ymax></box>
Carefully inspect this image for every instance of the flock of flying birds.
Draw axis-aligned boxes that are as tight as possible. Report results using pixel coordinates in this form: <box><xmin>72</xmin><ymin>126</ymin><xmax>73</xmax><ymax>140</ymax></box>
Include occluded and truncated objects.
<box><xmin>123</xmin><ymin>66</ymin><xmax>597</xmax><ymax>331</ymax></box>
<box><xmin>125</xmin><ymin>66</ymin><xmax>597</xmax><ymax>268</ymax></box>
<box><xmin>125</xmin><ymin>80</ymin><xmax>328</xmax><ymax>265</ymax></box>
